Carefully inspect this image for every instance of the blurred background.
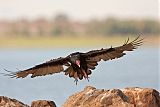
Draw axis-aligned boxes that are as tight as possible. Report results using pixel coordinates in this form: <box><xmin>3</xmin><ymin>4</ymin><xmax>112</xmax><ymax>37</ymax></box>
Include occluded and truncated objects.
<box><xmin>0</xmin><ymin>0</ymin><xmax>159</xmax><ymax>106</ymax></box>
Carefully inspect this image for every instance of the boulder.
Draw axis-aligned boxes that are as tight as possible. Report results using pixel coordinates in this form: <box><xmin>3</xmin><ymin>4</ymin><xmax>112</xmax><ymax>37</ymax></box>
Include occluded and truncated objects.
<box><xmin>31</xmin><ymin>100</ymin><xmax>56</xmax><ymax>107</ymax></box>
<box><xmin>122</xmin><ymin>87</ymin><xmax>160</xmax><ymax>107</ymax></box>
<box><xmin>0</xmin><ymin>96</ymin><xmax>29</xmax><ymax>107</ymax></box>
<box><xmin>0</xmin><ymin>96</ymin><xmax>57</xmax><ymax>107</ymax></box>
<box><xmin>62</xmin><ymin>86</ymin><xmax>160</xmax><ymax>107</ymax></box>
<box><xmin>1</xmin><ymin>86</ymin><xmax>159</xmax><ymax>107</ymax></box>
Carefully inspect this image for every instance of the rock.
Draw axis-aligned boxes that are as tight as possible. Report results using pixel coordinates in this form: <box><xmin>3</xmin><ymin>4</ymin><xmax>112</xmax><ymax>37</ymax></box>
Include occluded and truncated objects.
<box><xmin>0</xmin><ymin>96</ymin><xmax>29</xmax><ymax>107</ymax></box>
<box><xmin>62</xmin><ymin>86</ymin><xmax>160</xmax><ymax>107</ymax></box>
<box><xmin>1</xmin><ymin>86</ymin><xmax>159</xmax><ymax>107</ymax></box>
<box><xmin>31</xmin><ymin>100</ymin><xmax>56</xmax><ymax>107</ymax></box>
<box><xmin>0</xmin><ymin>96</ymin><xmax>57</xmax><ymax>107</ymax></box>
<box><xmin>122</xmin><ymin>87</ymin><xmax>160</xmax><ymax>107</ymax></box>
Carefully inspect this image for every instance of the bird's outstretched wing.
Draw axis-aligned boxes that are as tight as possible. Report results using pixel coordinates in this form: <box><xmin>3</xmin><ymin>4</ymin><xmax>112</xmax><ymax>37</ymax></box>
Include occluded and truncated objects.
<box><xmin>82</xmin><ymin>36</ymin><xmax>143</xmax><ymax>69</ymax></box>
<box><xmin>4</xmin><ymin>57</ymin><xmax>70</xmax><ymax>78</ymax></box>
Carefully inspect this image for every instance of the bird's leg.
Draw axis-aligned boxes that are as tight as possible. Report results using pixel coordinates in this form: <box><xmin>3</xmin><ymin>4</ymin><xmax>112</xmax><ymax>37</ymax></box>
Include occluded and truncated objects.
<box><xmin>81</xmin><ymin>69</ymin><xmax>90</xmax><ymax>82</ymax></box>
<box><xmin>86</xmin><ymin>77</ymin><xmax>90</xmax><ymax>82</ymax></box>
<box><xmin>73</xmin><ymin>72</ymin><xmax>78</xmax><ymax>85</ymax></box>
<box><xmin>74</xmin><ymin>79</ymin><xmax>78</xmax><ymax>85</ymax></box>
<box><xmin>82</xmin><ymin>70</ymin><xmax>88</xmax><ymax>79</ymax></box>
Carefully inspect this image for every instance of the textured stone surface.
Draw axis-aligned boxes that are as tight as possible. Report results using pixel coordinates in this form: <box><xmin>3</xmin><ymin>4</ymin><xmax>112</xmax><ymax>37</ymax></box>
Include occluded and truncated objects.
<box><xmin>0</xmin><ymin>96</ymin><xmax>57</xmax><ymax>107</ymax></box>
<box><xmin>122</xmin><ymin>87</ymin><xmax>160</xmax><ymax>107</ymax></box>
<box><xmin>0</xmin><ymin>96</ymin><xmax>29</xmax><ymax>107</ymax></box>
<box><xmin>31</xmin><ymin>100</ymin><xmax>56</xmax><ymax>107</ymax></box>
<box><xmin>62</xmin><ymin>86</ymin><xmax>160</xmax><ymax>107</ymax></box>
<box><xmin>1</xmin><ymin>86</ymin><xmax>159</xmax><ymax>107</ymax></box>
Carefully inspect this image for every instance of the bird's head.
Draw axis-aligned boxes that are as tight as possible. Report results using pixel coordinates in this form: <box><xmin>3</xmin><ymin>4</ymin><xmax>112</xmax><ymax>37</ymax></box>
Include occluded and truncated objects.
<box><xmin>75</xmin><ymin>59</ymin><xmax>80</xmax><ymax>68</ymax></box>
<box><xmin>70</xmin><ymin>52</ymin><xmax>81</xmax><ymax>68</ymax></box>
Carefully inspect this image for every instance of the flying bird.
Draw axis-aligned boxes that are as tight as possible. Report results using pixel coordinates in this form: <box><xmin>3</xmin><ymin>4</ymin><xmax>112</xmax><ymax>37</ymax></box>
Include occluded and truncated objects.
<box><xmin>4</xmin><ymin>36</ymin><xmax>143</xmax><ymax>84</ymax></box>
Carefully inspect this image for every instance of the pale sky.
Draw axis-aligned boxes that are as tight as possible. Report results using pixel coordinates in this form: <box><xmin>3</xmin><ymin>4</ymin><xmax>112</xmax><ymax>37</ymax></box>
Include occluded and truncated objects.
<box><xmin>0</xmin><ymin>0</ymin><xmax>159</xmax><ymax>21</ymax></box>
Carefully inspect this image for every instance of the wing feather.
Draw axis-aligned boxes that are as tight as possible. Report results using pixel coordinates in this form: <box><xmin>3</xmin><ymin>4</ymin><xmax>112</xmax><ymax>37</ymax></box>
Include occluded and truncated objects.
<box><xmin>82</xmin><ymin>36</ymin><xmax>143</xmax><ymax>64</ymax></box>
<box><xmin>5</xmin><ymin>57</ymin><xmax>69</xmax><ymax>78</ymax></box>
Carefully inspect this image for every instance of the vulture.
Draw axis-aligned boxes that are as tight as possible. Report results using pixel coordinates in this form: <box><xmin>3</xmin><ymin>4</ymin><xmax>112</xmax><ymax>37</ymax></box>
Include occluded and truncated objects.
<box><xmin>4</xmin><ymin>36</ymin><xmax>143</xmax><ymax>84</ymax></box>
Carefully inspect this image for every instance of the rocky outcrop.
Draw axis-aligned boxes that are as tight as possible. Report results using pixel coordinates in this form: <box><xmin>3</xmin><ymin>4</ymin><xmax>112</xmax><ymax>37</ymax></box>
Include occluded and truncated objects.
<box><xmin>0</xmin><ymin>96</ymin><xmax>29</xmax><ymax>107</ymax></box>
<box><xmin>122</xmin><ymin>87</ymin><xmax>160</xmax><ymax>107</ymax></box>
<box><xmin>1</xmin><ymin>86</ymin><xmax>159</xmax><ymax>107</ymax></box>
<box><xmin>0</xmin><ymin>96</ymin><xmax>56</xmax><ymax>107</ymax></box>
<box><xmin>31</xmin><ymin>100</ymin><xmax>56</xmax><ymax>107</ymax></box>
<box><xmin>62</xmin><ymin>86</ymin><xmax>160</xmax><ymax>107</ymax></box>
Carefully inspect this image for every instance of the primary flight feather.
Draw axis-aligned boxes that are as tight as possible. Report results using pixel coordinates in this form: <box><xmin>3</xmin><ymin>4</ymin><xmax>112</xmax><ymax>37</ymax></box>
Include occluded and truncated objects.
<box><xmin>4</xmin><ymin>36</ymin><xmax>143</xmax><ymax>84</ymax></box>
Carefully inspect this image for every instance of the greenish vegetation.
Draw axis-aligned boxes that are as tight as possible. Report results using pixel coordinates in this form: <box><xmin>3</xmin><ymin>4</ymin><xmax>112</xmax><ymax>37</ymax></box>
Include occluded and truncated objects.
<box><xmin>0</xmin><ymin>14</ymin><xmax>159</xmax><ymax>37</ymax></box>
<box><xmin>0</xmin><ymin>14</ymin><xmax>159</xmax><ymax>48</ymax></box>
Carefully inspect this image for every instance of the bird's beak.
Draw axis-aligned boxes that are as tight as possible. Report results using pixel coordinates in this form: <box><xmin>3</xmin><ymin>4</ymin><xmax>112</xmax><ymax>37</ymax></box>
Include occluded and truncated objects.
<box><xmin>75</xmin><ymin>60</ymin><xmax>81</xmax><ymax>68</ymax></box>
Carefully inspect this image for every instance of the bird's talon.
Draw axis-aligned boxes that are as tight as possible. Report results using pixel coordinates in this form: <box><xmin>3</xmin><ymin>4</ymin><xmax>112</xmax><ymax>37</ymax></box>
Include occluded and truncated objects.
<box><xmin>74</xmin><ymin>79</ymin><xmax>78</xmax><ymax>85</ymax></box>
<box><xmin>87</xmin><ymin>77</ymin><xmax>90</xmax><ymax>82</ymax></box>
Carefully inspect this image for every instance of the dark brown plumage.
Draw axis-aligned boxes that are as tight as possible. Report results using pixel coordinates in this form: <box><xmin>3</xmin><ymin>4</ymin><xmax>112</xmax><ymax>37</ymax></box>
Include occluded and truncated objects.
<box><xmin>4</xmin><ymin>36</ymin><xmax>143</xmax><ymax>84</ymax></box>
